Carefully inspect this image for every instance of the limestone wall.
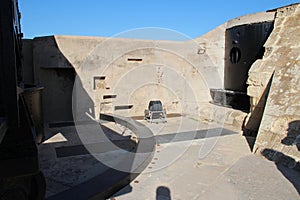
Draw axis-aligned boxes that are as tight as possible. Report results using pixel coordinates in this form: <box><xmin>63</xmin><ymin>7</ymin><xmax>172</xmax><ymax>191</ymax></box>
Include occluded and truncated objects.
<box><xmin>31</xmin><ymin>32</ymin><xmax>226</xmax><ymax>122</ymax></box>
<box><xmin>33</xmin><ymin>36</ymin><xmax>101</xmax><ymax>122</ymax></box>
<box><xmin>26</xmin><ymin>10</ymin><xmax>277</xmax><ymax>124</ymax></box>
<box><xmin>62</xmin><ymin>37</ymin><xmax>218</xmax><ymax>121</ymax></box>
<box><xmin>247</xmin><ymin>4</ymin><xmax>300</xmax><ymax>167</ymax></box>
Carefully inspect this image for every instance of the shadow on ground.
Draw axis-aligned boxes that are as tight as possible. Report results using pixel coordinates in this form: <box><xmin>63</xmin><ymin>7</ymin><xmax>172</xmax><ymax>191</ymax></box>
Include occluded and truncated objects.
<box><xmin>41</xmin><ymin>121</ymin><xmax>155</xmax><ymax>200</ymax></box>
<box><xmin>261</xmin><ymin>148</ymin><xmax>300</xmax><ymax>194</ymax></box>
<box><xmin>156</xmin><ymin>186</ymin><xmax>172</xmax><ymax>200</ymax></box>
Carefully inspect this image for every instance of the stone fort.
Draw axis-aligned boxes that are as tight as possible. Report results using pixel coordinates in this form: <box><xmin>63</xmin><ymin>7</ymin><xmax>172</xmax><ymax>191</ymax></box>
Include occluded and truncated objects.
<box><xmin>22</xmin><ymin>3</ymin><xmax>299</xmax><ymax>169</ymax></box>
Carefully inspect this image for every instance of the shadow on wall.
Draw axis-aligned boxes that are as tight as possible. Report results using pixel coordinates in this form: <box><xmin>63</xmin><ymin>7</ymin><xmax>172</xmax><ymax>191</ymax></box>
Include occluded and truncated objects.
<box><xmin>261</xmin><ymin>148</ymin><xmax>300</xmax><ymax>194</ymax></box>
<box><xmin>282</xmin><ymin>120</ymin><xmax>300</xmax><ymax>150</ymax></box>
<box><xmin>33</xmin><ymin>36</ymin><xmax>76</xmax><ymax>123</ymax></box>
<box><xmin>156</xmin><ymin>186</ymin><xmax>172</xmax><ymax>200</ymax></box>
<box><xmin>260</xmin><ymin>120</ymin><xmax>300</xmax><ymax>194</ymax></box>
<box><xmin>44</xmin><ymin>76</ymin><xmax>149</xmax><ymax>199</ymax></box>
<box><xmin>36</xmin><ymin>40</ymin><xmax>140</xmax><ymax>199</ymax></box>
<box><xmin>242</xmin><ymin>73</ymin><xmax>274</xmax><ymax>151</ymax></box>
<box><xmin>72</xmin><ymin>75</ymin><xmax>96</xmax><ymax>122</ymax></box>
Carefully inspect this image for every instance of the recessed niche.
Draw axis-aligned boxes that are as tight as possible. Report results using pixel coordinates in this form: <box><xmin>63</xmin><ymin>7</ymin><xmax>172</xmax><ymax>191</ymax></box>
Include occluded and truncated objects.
<box><xmin>103</xmin><ymin>94</ymin><xmax>117</xmax><ymax>99</ymax></box>
<box><xmin>128</xmin><ymin>58</ymin><xmax>142</xmax><ymax>62</ymax></box>
<box><xmin>93</xmin><ymin>76</ymin><xmax>106</xmax><ymax>90</ymax></box>
<box><xmin>114</xmin><ymin>105</ymin><xmax>133</xmax><ymax>110</ymax></box>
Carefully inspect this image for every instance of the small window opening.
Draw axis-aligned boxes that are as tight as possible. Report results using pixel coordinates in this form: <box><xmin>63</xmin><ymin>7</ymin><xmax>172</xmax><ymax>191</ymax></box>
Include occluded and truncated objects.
<box><xmin>114</xmin><ymin>105</ymin><xmax>133</xmax><ymax>110</ymax></box>
<box><xmin>103</xmin><ymin>94</ymin><xmax>117</xmax><ymax>99</ymax></box>
<box><xmin>128</xmin><ymin>58</ymin><xmax>142</xmax><ymax>62</ymax></box>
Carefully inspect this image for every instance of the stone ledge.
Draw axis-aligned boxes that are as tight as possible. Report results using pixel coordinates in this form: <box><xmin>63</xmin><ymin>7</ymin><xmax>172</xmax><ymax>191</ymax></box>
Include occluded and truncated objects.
<box><xmin>198</xmin><ymin>103</ymin><xmax>247</xmax><ymax>130</ymax></box>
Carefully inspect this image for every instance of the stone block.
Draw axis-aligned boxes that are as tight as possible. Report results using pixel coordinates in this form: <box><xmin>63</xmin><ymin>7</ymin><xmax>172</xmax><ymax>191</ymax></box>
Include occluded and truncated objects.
<box><xmin>250</xmin><ymin>97</ymin><xmax>258</xmax><ymax>107</ymax></box>
<box><xmin>247</xmin><ymin>86</ymin><xmax>263</xmax><ymax>98</ymax></box>
<box><xmin>248</xmin><ymin>60</ymin><xmax>263</xmax><ymax>72</ymax></box>
<box><xmin>276</xmin><ymin>4</ymin><xmax>298</xmax><ymax>18</ymax></box>
<box><xmin>247</xmin><ymin>72</ymin><xmax>261</xmax><ymax>86</ymax></box>
<box><xmin>270</xmin><ymin>117</ymin><xmax>289</xmax><ymax>135</ymax></box>
<box><xmin>263</xmin><ymin>47</ymin><xmax>273</xmax><ymax>58</ymax></box>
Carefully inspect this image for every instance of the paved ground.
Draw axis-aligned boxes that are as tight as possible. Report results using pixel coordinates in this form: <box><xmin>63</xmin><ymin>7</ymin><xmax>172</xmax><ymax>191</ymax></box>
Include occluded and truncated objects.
<box><xmin>39</xmin><ymin>120</ymin><xmax>139</xmax><ymax>199</ymax></box>
<box><xmin>111</xmin><ymin>117</ymin><xmax>300</xmax><ymax>200</ymax></box>
<box><xmin>38</xmin><ymin>116</ymin><xmax>300</xmax><ymax>200</ymax></box>
<box><xmin>111</xmin><ymin>135</ymin><xmax>300</xmax><ymax>200</ymax></box>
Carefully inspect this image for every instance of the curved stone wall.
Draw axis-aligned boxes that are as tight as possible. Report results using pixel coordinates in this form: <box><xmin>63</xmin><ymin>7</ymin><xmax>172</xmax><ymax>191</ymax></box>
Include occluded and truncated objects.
<box><xmin>28</xmin><ymin>10</ymin><xmax>276</xmax><ymax>123</ymax></box>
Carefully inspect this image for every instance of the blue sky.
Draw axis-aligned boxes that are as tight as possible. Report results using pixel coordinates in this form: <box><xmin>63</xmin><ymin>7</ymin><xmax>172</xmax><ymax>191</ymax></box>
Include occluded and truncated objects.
<box><xmin>19</xmin><ymin>0</ymin><xmax>298</xmax><ymax>39</ymax></box>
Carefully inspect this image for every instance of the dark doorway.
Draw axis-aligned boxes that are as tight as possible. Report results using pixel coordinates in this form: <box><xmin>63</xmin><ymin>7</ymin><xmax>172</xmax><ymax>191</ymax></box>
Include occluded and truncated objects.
<box><xmin>211</xmin><ymin>21</ymin><xmax>274</xmax><ymax>112</ymax></box>
<box><xmin>225</xmin><ymin>22</ymin><xmax>274</xmax><ymax>92</ymax></box>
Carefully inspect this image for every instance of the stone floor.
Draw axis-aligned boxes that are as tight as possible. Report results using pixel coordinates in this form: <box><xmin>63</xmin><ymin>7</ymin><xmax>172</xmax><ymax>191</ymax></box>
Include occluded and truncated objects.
<box><xmin>111</xmin><ymin>134</ymin><xmax>300</xmax><ymax>200</ymax></box>
<box><xmin>38</xmin><ymin>115</ymin><xmax>300</xmax><ymax>200</ymax></box>
<box><xmin>111</xmin><ymin>117</ymin><xmax>300</xmax><ymax>200</ymax></box>
<box><xmin>39</xmin><ymin>121</ymin><xmax>138</xmax><ymax>199</ymax></box>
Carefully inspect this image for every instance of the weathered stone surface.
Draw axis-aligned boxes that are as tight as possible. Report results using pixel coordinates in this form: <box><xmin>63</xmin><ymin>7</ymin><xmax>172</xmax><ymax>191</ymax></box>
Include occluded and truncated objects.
<box><xmin>24</xmin><ymin>9</ymin><xmax>276</xmax><ymax>123</ymax></box>
<box><xmin>198</xmin><ymin>103</ymin><xmax>247</xmax><ymax>129</ymax></box>
<box><xmin>252</xmin><ymin>4</ymin><xmax>300</xmax><ymax>168</ymax></box>
<box><xmin>24</xmin><ymin>5</ymin><xmax>297</xmax><ymax>170</ymax></box>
